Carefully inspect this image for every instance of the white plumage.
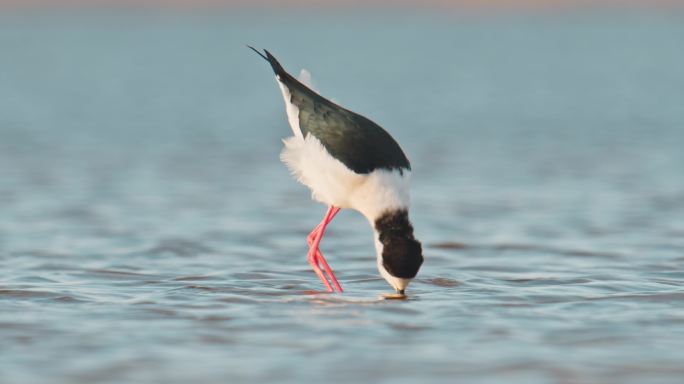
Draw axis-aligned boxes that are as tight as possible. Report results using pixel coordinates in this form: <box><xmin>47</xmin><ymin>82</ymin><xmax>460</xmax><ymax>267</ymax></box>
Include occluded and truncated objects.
<box><xmin>280</xmin><ymin>134</ymin><xmax>411</xmax><ymax>222</ymax></box>
<box><xmin>277</xmin><ymin>73</ymin><xmax>411</xmax><ymax>223</ymax></box>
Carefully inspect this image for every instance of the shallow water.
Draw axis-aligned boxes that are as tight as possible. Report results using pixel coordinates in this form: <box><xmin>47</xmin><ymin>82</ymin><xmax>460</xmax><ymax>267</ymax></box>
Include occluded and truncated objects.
<box><xmin>2</xmin><ymin>10</ymin><xmax>684</xmax><ymax>384</ymax></box>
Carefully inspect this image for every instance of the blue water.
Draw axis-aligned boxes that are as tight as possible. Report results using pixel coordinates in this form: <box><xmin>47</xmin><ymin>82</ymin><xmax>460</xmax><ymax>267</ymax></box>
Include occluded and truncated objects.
<box><xmin>1</xmin><ymin>10</ymin><xmax>684</xmax><ymax>384</ymax></box>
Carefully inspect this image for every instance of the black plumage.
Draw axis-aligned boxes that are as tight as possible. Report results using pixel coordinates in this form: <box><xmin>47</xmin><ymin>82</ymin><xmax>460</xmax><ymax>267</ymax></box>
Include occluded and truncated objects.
<box><xmin>374</xmin><ymin>209</ymin><xmax>423</xmax><ymax>279</ymax></box>
<box><xmin>249</xmin><ymin>47</ymin><xmax>411</xmax><ymax>174</ymax></box>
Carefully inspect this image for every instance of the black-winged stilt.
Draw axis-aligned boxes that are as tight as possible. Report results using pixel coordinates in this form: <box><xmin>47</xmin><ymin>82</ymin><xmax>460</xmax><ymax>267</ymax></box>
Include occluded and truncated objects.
<box><xmin>249</xmin><ymin>47</ymin><xmax>423</xmax><ymax>295</ymax></box>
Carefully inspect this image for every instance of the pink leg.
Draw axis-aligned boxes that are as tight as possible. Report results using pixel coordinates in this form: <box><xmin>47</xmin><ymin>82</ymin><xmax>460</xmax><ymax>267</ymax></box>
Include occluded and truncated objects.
<box><xmin>307</xmin><ymin>232</ymin><xmax>342</xmax><ymax>292</ymax></box>
<box><xmin>306</xmin><ymin>207</ymin><xmax>341</xmax><ymax>292</ymax></box>
<box><xmin>306</xmin><ymin>206</ymin><xmax>343</xmax><ymax>293</ymax></box>
<box><xmin>304</xmin><ymin>211</ymin><xmax>337</xmax><ymax>292</ymax></box>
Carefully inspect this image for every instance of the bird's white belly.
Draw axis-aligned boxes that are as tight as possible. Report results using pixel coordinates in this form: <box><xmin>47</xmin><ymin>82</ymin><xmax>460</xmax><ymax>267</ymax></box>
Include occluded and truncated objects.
<box><xmin>280</xmin><ymin>135</ymin><xmax>411</xmax><ymax>220</ymax></box>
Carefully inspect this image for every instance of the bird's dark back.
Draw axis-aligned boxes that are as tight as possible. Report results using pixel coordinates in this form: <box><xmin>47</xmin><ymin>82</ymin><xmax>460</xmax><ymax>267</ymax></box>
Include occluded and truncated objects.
<box><xmin>282</xmin><ymin>72</ymin><xmax>411</xmax><ymax>175</ymax></box>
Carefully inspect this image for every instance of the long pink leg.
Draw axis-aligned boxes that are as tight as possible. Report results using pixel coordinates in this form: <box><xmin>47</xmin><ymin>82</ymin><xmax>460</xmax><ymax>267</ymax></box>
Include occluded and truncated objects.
<box><xmin>306</xmin><ymin>207</ymin><xmax>341</xmax><ymax>292</ymax></box>
<box><xmin>307</xmin><ymin>227</ymin><xmax>343</xmax><ymax>292</ymax></box>
<box><xmin>316</xmin><ymin>208</ymin><xmax>342</xmax><ymax>292</ymax></box>
<box><xmin>308</xmin><ymin>210</ymin><xmax>342</xmax><ymax>293</ymax></box>
<box><xmin>304</xmin><ymin>208</ymin><xmax>337</xmax><ymax>292</ymax></box>
<box><xmin>306</xmin><ymin>206</ymin><xmax>343</xmax><ymax>293</ymax></box>
<box><xmin>305</xmin><ymin>218</ymin><xmax>333</xmax><ymax>292</ymax></box>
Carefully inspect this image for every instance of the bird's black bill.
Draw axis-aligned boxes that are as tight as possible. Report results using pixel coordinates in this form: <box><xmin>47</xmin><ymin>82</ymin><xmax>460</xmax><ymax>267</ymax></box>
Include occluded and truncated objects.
<box><xmin>381</xmin><ymin>292</ymin><xmax>408</xmax><ymax>300</ymax></box>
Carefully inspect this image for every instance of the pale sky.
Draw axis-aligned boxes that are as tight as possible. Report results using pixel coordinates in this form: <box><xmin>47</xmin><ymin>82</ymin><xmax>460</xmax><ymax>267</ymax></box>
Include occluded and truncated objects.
<box><xmin>1</xmin><ymin>0</ymin><xmax>682</xmax><ymax>9</ymax></box>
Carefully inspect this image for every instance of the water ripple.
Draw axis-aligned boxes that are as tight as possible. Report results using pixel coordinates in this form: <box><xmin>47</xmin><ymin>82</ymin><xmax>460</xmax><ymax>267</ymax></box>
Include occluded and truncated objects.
<box><xmin>2</xmin><ymin>12</ymin><xmax>684</xmax><ymax>384</ymax></box>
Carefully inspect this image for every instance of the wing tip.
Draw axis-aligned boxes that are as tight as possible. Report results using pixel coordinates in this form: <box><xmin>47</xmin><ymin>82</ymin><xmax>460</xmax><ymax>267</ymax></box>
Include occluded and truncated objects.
<box><xmin>246</xmin><ymin>45</ymin><xmax>268</xmax><ymax>61</ymax></box>
<box><xmin>247</xmin><ymin>46</ymin><xmax>286</xmax><ymax>78</ymax></box>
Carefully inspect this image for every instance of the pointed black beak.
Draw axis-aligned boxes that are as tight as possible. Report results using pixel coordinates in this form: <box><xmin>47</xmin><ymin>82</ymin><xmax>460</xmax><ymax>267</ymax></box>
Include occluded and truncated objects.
<box><xmin>397</xmin><ymin>289</ymin><xmax>405</xmax><ymax>295</ymax></box>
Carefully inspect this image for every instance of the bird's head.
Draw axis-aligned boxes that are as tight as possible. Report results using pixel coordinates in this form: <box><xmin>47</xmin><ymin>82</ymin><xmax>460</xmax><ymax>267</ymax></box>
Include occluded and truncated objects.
<box><xmin>373</xmin><ymin>209</ymin><xmax>423</xmax><ymax>294</ymax></box>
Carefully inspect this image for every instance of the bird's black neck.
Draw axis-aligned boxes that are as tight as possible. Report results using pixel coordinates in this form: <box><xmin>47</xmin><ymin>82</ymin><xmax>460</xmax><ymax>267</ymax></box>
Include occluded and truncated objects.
<box><xmin>374</xmin><ymin>210</ymin><xmax>423</xmax><ymax>279</ymax></box>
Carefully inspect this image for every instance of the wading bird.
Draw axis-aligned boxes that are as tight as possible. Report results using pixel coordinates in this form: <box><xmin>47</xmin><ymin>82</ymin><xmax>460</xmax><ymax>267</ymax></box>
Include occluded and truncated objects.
<box><xmin>249</xmin><ymin>47</ymin><xmax>423</xmax><ymax>296</ymax></box>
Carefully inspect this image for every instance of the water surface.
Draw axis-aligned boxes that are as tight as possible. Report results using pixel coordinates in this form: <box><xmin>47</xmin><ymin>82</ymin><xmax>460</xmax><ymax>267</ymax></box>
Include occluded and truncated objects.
<box><xmin>1</xmin><ymin>10</ymin><xmax>684</xmax><ymax>384</ymax></box>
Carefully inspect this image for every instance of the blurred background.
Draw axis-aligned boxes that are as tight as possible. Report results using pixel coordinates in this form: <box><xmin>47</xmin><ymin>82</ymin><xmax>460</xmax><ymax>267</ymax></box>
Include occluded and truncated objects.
<box><xmin>1</xmin><ymin>1</ymin><xmax>684</xmax><ymax>384</ymax></box>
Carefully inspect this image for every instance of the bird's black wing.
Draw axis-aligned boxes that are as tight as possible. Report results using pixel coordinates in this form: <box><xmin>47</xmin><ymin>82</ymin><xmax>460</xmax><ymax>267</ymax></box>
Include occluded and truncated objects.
<box><xmin>250</xmin><ymin>47</ymin><xmax>411</xmax><ymax>174</ymax></box>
